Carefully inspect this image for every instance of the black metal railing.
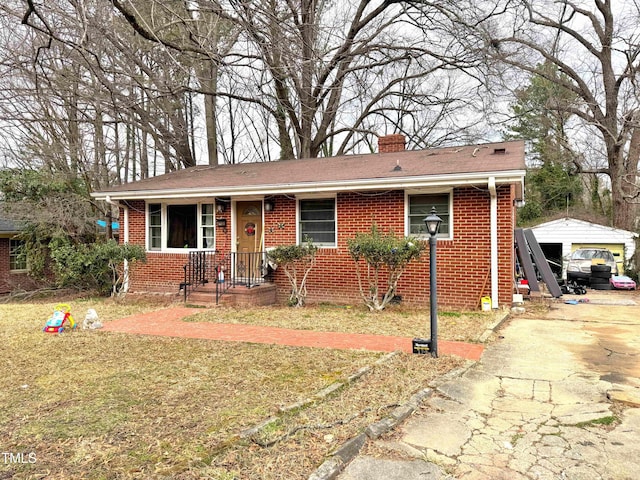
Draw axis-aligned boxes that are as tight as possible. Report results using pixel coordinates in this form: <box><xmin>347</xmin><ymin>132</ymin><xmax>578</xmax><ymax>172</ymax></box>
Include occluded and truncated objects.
<box><xmin>182</xmin><ymin>250</ymin><xmax>270</xmax><ymax>304</ymax></box>
<box><xmin>182</xmin><ymin>249</ymin><xmax>218</xmax><ymax>302</ymax></box>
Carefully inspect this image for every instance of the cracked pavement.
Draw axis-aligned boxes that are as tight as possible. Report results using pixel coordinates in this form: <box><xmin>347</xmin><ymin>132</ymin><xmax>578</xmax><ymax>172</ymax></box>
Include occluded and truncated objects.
<box><xmin>337</xmin><ymin>292</ymin><xmax>640</xmax><ymax>479</ymax></box>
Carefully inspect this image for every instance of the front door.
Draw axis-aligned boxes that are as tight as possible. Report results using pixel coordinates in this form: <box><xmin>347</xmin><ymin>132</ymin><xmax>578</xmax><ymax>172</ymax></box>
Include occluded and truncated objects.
<box><xmin>235</xmin><ymin>201</ymin><xmax>263</xmax><ymax>282</ymax></box>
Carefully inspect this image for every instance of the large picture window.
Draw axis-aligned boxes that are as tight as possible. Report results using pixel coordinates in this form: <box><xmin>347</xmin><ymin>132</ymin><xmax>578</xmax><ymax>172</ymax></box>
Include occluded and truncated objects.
<box><xmin>147</xmin><ymin>203</ymin><xmax>215</xmax><ymax>250</ymax></box>
<box><xmin>408</xmin><ymin>193</ymin><xmax>451</xmax><ymax>238</ymax></box>
<box><xmin>167</xmin><ymin>205</ymin><xmax>197</xmax><ymax>248</ymax></box>
<box><xmin>9</xmin><ymin>239</ymin><xmax>27</xmax><ymax>271</ymax></box>
<box><xmin>299</xmin><ymin>198</ymin><xmax>336</xmax><ymax>246</ymax></box>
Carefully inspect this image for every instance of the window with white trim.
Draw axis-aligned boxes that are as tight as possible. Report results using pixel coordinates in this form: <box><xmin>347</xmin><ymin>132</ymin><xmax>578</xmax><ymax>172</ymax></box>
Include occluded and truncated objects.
<box><xmin>408</xmin><ymin>193</ymin><xmax>451</xmax><ymax>238</ymax></box>
<box><xmin>299</xmin><ymin>198</ymin><xmax>336</xmax><ymax>246</ymax></box>
<box><xmin>147</xmin><ymin>202</ymin><xmax>215</xmax><ymax>250</ymax></box>
<box><xmin>201</xmin><ymin>204</ymin><xmax>215</xmax><ymax>248</ymax></box>
<box><xmin>149</xmin><ymin>203</ymin><xmax>162</xmax><ymax>250</ymax></box>
<box><xmin>9</xmin><ymin>239</ymin><xmax>27</xmax><ymax>271</ymax></box>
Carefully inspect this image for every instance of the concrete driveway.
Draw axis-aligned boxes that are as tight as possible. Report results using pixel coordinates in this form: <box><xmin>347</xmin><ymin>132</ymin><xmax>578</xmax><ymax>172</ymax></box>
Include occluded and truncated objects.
<box><xmin>336</xmin><ymin>290</ymin><xmax>640</xmax><ymax>480</ymax></box>
<box><xmin>540</xmin><ymin>292</ymin><xmax>640</xmax><ymax>389</ymax></box>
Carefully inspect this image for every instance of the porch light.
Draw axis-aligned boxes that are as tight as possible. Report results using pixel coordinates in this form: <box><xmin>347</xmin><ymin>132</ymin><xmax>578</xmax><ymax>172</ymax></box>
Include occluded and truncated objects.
<box><xmin>413</xmin><ymin>207</ymin><xmax>442</xmax><ymax>358</ymax></box>
<box><xmin>264</xmin><ymin>200</ymin><xmax>275</xmax><ymax>212</ymax></box>
<box><xmin>216</xmin><ymin>203</ymin><xmax>226</xmax><ymax>214</ymax></box>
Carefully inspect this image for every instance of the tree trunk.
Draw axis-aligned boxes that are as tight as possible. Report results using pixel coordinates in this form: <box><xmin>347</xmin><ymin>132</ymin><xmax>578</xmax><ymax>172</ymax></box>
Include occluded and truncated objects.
<box><xmin>201</xmin><ymin>60</ymin><xmax>219</xmax><ymax>166</ymax></box>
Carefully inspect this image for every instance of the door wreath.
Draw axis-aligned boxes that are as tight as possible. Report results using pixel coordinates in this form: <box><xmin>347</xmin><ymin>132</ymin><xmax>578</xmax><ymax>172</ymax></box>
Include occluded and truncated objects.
<box><xmin>244</xmin><ymin>222</ymin><xmax>256</xmax><ymax>236</ymax></box>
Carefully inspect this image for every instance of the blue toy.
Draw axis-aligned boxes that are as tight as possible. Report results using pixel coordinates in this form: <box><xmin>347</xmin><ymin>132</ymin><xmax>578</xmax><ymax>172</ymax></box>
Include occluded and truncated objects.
<box><xmin>43</xmin><ymin>303</ymin><xmax>76</xmax><ymax>334</ymax></box>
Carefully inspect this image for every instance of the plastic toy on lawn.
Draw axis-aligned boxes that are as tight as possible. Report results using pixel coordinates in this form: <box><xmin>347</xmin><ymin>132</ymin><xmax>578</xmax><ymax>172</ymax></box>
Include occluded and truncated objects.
<box><xmin>43</xmin><ymin>303</ymin><xmax>76</xmax><ymax>334</ymax></box>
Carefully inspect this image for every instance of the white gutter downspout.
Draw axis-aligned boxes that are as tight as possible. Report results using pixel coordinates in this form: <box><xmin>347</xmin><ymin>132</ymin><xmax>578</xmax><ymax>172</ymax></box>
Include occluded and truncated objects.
<box><xmin>106</xmin><ymin>195</ymin><xmax>130</xmax><ymax>293</ymax></box>
<box><xmin>488</xmin><ymin>178</ymin><xmax>498</xmax><ymax>309</ymax></box>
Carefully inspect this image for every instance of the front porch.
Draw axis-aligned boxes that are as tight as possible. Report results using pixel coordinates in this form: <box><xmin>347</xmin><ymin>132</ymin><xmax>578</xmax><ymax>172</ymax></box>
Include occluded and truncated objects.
<box><xmin>180</xmin><ymin>250</ymin><xmax>277</xmax><ymax>306</ymax></box>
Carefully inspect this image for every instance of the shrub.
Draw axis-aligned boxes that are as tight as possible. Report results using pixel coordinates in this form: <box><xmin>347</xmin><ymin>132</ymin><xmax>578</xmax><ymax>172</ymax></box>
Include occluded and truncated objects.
<box><xmin>49</xmin><ymin>238</ymin><xmax>146</xmax><ymax>296</ymax></box>
<box><xmin>347</xmin><ymin>226</ymin><xmax>425</xmax><ymax>311</ymax></box>
<box><xmin>266</xmin><ymin>241</ymin><xmax>318</xmax><ymax>307</ymax></box>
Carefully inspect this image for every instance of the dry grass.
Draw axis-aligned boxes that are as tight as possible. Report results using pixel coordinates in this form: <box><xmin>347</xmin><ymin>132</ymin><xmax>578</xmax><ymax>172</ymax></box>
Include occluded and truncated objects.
<box><xmin>183</xmin><ymin>303</ymin><xmax>501</xmax><ymax>343</ymax></box>
<box><xmin>0</xmin><ymin>296</ymin><xmax>492</xmax><ymax>479</ymax></box>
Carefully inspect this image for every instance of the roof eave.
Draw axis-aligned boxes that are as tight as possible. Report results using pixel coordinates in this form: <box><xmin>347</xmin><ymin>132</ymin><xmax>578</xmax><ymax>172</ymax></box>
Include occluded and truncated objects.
<box><xmin>91</xmin><ymin>170</ymin><xmax>526</xmax><ymax>201</ymax></box>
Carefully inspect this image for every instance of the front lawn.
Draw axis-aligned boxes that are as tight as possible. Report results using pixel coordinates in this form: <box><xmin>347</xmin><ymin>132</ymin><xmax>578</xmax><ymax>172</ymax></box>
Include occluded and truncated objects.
<box><xmin>0</xmin><ymin>297</ymin><xmax>491</xmax><ymax>479</ymax></box>
<box><xmin>184</xmin><ymin>302</ymin><xmax>499</xmax><ymax>342</ymax></box>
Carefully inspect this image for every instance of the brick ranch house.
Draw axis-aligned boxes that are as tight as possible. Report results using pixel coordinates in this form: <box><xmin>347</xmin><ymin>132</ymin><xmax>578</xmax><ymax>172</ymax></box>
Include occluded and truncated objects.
<box><xmin>92</xmin><ymin>136</ymin><xmax>526</xmax><ymax>309</ymax></box>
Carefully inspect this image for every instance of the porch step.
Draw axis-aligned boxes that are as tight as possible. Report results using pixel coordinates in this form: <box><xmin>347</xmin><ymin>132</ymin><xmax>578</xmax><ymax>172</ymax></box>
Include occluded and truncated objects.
<box><xmin>187</xmin><ymin>283</ymin><xmax>277</xmax><ymax>307</ymax></box>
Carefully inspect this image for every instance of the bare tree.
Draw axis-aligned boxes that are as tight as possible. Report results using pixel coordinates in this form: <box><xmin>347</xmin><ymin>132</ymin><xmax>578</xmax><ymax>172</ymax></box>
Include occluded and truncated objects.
<box><xmin>1</xmin><ymin>0</ymin><xmax>238</xmax><ymax>180</ymax></box>
<box><xmin>109</xmin><ymin>0</ymin><xmax>488</xmax><ymax>160</ymax></box>
<box><xmin>418</xmin><ymin>0</ymin><xmax>640</xmax><ymax>230</ymax></box>
<box><xmin>220</xmin><ymin>0</ymin><xmax>486</xmax><ymax>159</ymax></box>
<box><xmin>106</xmin><ymin>0</ymin><xmax>238</xmax><ymax>165</ymax></box>
<box><xmin>4</xmin><ymin>0</ymin><xmax>500</xmax><ymax>178</ymax></box>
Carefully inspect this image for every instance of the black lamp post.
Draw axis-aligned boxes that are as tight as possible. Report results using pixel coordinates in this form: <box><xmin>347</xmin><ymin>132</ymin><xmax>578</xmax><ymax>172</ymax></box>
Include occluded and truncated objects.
<box><xmin>413</xmin><ymin>207</ymin><xmax>443</xmax><ymax>357</ymax></box>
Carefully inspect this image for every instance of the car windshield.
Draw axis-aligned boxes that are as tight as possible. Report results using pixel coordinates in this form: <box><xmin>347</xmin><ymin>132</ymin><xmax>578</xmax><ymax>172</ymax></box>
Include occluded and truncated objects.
<box><xmin>572</xmin><ymin>249</ymin><xmax>612</xmax><ymax>261</ymax></box>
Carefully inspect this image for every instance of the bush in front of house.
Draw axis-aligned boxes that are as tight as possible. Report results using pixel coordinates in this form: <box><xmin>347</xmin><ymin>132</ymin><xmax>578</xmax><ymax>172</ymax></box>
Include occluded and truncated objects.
<box><xmin>267</xmin><ymin>240</ymin><xmax>318</xmax><ymax>307</ymax></box>
<box><xmin>49</xmin><ymin>238</ymin><xmax>146</xmax><ymax>296</ymax></box>
<box><xmin>347</xmin><ymin>226</ymin><xmax>425</xmax><ymax>311</ymax></box>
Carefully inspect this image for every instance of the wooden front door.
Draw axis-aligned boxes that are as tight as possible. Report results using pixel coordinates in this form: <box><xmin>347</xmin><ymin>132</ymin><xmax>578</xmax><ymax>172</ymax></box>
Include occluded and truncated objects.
<box><xmin>235</xmin><ymin>201</ymin><xmax>263</xmax><ymax>282</ymax></box>
<box><xmin>236</xmin><ymin>201</ymin><xmax>263</xmax><ymax>254</ymax></box>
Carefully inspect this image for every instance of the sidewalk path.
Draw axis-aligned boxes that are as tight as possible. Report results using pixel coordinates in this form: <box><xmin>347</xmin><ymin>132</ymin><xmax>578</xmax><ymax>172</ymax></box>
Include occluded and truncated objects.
<box><xmin>102</xmin><ymin>307</ymin><xmax>484</xmax><ymax>360</ymax></box>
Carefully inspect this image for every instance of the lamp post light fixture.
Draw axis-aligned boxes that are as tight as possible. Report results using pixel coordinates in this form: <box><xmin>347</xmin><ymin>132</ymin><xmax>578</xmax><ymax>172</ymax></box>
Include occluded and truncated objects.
<box><xmin>412</xmin><ymin>206</ymin><xmax>443</xmax><ymax>357</ymax></box>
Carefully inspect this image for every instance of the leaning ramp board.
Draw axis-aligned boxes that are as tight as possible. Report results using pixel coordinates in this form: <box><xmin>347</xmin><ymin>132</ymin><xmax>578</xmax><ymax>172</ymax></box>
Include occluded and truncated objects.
<box><xmin>524</xmin><ymin>229</ymin><xmax>563</xmax><ymax>298</ymax></box>
<box><xmin>514</xmin><ymin>228</ymin><xmax>540</xmax><ymax>296</ymax></box>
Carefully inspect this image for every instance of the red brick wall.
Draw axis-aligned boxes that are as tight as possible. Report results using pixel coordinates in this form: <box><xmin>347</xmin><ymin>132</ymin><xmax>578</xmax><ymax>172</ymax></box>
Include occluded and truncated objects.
<box><xmin>126</xmin><ymin>200</ymin><xmax>146</xmax><ymax>245</ymax></box>
<box><xmin>0</xmin><ymin>238</ymin><xmax>9</xmax><ymax>293</ymax></box>
<box><xmin>119</xmin><ymin>201</ymin><xmax>188</xmax><ymax>294</ymax></box>
<box><xmin>119</xmin><ymin>200</ymin><xmax>233</xmax><ymax>295</ymax></box>
<box><xmin>265</xmin><ymin>187</ymin><xmax>515</xmax><ymax>308</ymax></box>
<box><xmin>119</xmin><ymin>185</ymin><xmax>516</xmax><ymax>307</ymax></box>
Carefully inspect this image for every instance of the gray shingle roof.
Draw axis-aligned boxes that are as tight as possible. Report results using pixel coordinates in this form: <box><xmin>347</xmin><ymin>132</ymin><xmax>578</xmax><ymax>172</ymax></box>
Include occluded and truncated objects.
<box><xmin>93</xmin><ymin>140</ymin><xmax>526</xmax><ymax>200</ymax></box>
<box><xmin>0</xmin><ymin>217</ymin><xmax>19</xmax><ymax>234</ymax></box>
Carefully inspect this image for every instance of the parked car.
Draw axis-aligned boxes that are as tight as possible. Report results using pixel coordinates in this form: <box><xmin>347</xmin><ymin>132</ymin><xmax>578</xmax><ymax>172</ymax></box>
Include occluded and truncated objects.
<box><xmin>566</xmin><ymin>248</ymin><xmax>618</xmax><ymax>284</ymax></box>
<box><xmin>610</xmin><ymin>275</ymin><xmax>637</xmax><ymax>290</ymax></box>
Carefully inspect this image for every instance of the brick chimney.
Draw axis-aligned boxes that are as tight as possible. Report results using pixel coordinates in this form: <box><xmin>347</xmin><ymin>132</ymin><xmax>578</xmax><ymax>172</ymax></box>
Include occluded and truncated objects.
<box><xmin>378</xmin><ymin>134</ymin><xmax>406</xmax><ymax>153</ymax></box>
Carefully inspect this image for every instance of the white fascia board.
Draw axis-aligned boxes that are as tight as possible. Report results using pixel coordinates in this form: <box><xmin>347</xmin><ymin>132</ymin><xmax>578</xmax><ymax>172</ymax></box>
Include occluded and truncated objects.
<box><xmin>533</xmin><ymin>217</ymin><xmax>639</xmax><ymax>238</ymax></box>
<box><xmin>92</xmin><ymin>170</ymin><xmax>526</xmax><ymax>201</ymax></box>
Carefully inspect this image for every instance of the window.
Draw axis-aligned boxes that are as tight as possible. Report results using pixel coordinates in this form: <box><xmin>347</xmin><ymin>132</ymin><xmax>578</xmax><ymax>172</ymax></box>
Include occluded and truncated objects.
<box><xmin>202</xmin><ymin>204</ymin><xmax>215</xmax><ymax>248</ymax></box>
<box><xmin>9</xmin><ymin>239</ymin><xmax>27</xmax><ymax>271</ymax></box>
<box><xmin>299</xmin><ymin>198</ymin><xmax>336</xmax><ymax>246</ymax></box>
<box><xmin>408</xmin><ymin>193</ymin><xmax>451</xmax><ymax>238</ymax></box>
<box><xmin>167</xmin><ymin>205</ymin><xmax>197</xmax><ymax>248</ymax></box>
<box><xmin>149</xmin><ymin>203</ymin><xmax>162</xmax><ymax>250</ymax></box>
<box><xmin>147</xmin><ymin>203</ymin><xmax>215</xmax><ymax>250</ymax></box>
